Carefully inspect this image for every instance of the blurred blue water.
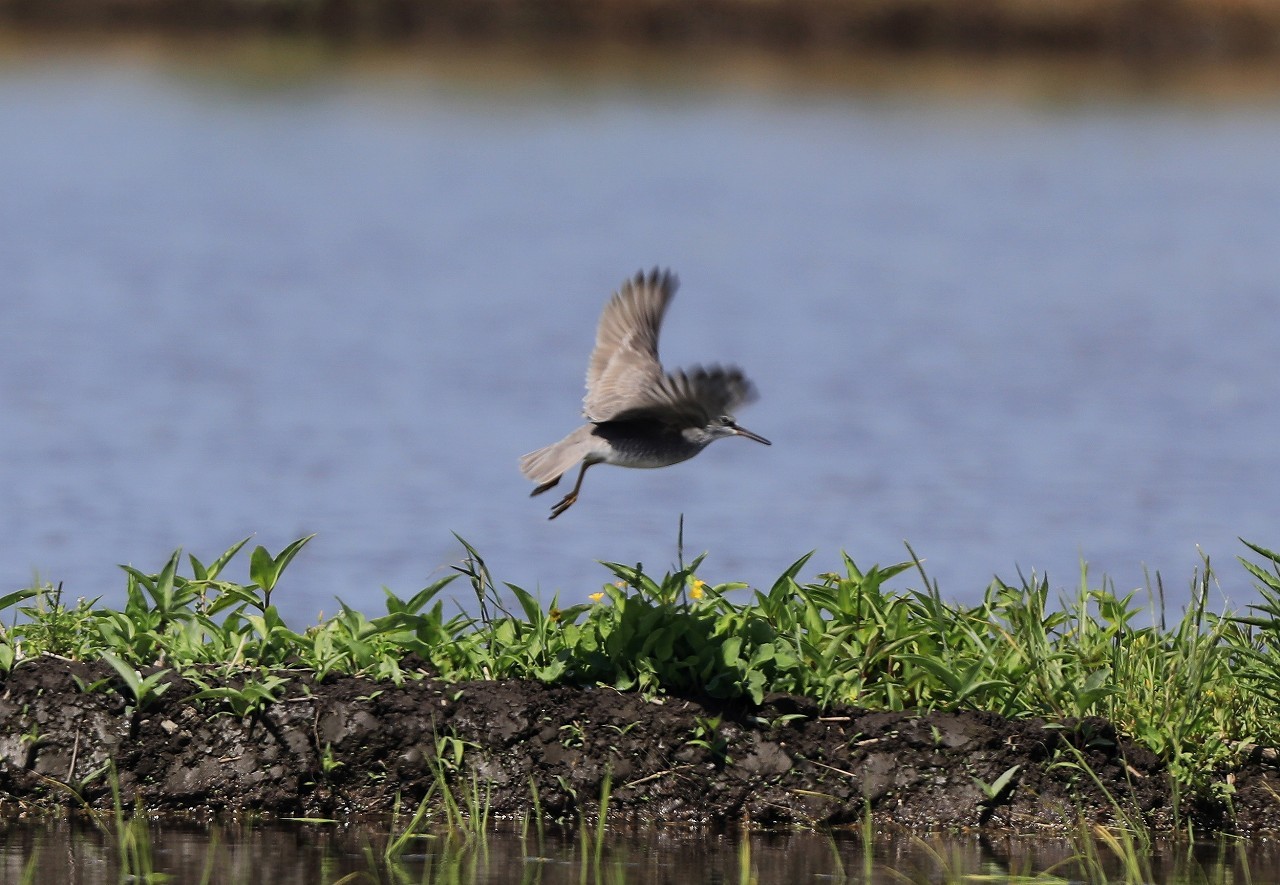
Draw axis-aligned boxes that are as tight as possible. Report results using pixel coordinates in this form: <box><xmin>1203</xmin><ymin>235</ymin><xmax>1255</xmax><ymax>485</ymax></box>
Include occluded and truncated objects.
<box><xmin>2</xmin><ymin>44</ymin><xmax>1279</xmax><ymax>624</ymax></box>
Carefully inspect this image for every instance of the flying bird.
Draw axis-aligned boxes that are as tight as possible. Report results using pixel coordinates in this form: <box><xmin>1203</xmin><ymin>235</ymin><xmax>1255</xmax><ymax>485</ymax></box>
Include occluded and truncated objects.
<box><xmin>520</xmin><ymin>268</ymin><xmax>770</xmax><ymax>519</ymax></box>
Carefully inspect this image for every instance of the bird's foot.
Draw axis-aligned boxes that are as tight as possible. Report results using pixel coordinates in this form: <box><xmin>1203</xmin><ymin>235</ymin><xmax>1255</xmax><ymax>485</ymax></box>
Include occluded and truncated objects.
<box><xmin>548</xmin><ymin>493</ymin><xmax>578</xmax><ymax>520</ymax></box>
<box><xmin>531</xmin><ymin>476</ymin><xmax>560</xmax><ymax>497</ymax></box>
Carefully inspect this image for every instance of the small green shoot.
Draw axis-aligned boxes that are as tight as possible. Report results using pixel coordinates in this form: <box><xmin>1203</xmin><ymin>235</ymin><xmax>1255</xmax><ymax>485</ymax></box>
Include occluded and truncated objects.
<box><xmin>973</xmin><ymin>764</ymin><xmax>1021</xmax><ymax>802</ymax></box>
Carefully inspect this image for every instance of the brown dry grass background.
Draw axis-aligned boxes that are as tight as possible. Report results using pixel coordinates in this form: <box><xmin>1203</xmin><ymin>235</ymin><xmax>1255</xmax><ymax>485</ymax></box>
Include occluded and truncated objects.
<box><xmin>2</xmin><ymin>0</ymin><xmax>1279</xmax><ymax>58</ymax></box>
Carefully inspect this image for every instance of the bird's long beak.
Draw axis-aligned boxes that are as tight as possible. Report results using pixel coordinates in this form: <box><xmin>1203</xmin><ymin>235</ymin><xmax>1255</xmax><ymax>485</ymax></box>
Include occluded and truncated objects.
<box><xmin>730</xmin><ymin>423</ymin><xmax>771</xmax><ymax>446</ymax></box>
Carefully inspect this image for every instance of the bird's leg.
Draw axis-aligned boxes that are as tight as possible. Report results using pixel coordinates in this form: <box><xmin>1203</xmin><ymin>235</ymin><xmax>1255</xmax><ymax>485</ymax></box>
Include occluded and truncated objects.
<box><xmin>549</xmin><ymin>462</ymin><xmax>593</xmax><ymax>520</ymax></box>
<box><xmin>530</xmin><ymin>475</ymin><xmax>560</xmax><ymax>497</ymax></box>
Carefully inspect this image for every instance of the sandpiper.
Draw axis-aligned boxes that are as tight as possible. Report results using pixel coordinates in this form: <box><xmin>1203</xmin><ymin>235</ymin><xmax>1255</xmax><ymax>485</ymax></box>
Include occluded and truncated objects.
<box><xmin>520</xmin><ymin>268</ymin><xmax>770</xmax><ymax>519</ymax></box>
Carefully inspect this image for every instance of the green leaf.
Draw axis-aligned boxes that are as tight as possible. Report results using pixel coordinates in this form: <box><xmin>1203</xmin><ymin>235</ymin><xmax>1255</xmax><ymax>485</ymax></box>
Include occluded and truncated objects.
<box><xmin>101</xmin><ymin>651</ymin><xmax>143</xmax><ymax>701</ymax></box>
<box><xmin>206</xmin><ymin>537</ymin><xmax>252</xmax><ymax>581</ymax></box>
<box><xmin>249</xmin><ymin>545</ymin><xmax>274</xmax><ymax>591</ymax></box>
<box><xmin>0</xmin><ymin>587</ymin><xmax>38</xmax><ymax>612</ymax></box>
<box><xmin>1073</xmin><ymin>668</ymin><xmax>1115</xmax><ymax>713</ymax></box>
<box><xmin>975</xmin><ymin>764</ymin><xmax>1020</xmax><ymax>801</ymax></box>
<box><xmin>507</xmin><ymin>584</ymin><xmax>543</xmax><ymax>624</ymax></box>
<box><xmin>250</xmin><ymin>535</ymin><xmax>316</xmax><ymax>597</ymax></box>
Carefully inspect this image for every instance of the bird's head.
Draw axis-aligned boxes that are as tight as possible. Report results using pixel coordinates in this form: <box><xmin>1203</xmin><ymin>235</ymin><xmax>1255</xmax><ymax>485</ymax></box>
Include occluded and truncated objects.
<box><xmin>686</xmin><ymin>414</ymin><xmax>772</xmax><ymax>447</ymax></box>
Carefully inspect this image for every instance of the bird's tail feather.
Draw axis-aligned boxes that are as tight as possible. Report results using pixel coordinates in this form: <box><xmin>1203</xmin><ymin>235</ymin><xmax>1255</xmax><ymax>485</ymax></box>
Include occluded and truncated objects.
<box><xmin>520</xmin><ymin>426</ymin><xmax>597</xmax><ymax>492</ymax></box>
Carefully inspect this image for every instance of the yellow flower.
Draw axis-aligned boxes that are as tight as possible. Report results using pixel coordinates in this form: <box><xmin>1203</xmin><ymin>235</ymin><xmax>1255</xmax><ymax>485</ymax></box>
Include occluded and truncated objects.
<box><xmin>689</xmin><ymin>579</ymin><xmax>707</xmax><ymax>600</ymax></box>
<box><xmin>589</xmin><ymin>592</ymin><xmax>605</xmax><ymax>603</ymax></box>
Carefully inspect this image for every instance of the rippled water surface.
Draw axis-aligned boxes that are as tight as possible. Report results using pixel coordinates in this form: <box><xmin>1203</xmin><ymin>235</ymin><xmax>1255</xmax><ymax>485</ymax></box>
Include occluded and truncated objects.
<box><xmin>3</xmin><ymin>37</ymin><xmax>1280</xmax><ymax>622</ymax></box>
<box><xmin>4</xmin><ymin>816</ymin><xmax>1278</xmax><ymax>884</ymax></box>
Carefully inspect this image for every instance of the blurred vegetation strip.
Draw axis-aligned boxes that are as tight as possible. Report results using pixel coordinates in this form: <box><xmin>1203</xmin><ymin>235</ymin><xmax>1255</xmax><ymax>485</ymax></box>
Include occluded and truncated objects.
<box><xmin>2</xmin><ymin>0</ymin><xmax>1280</xmax><ymax>58</ymax></box>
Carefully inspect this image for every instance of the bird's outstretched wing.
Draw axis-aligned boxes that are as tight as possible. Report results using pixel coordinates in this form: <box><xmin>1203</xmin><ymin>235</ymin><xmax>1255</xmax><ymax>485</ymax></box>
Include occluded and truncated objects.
<box><xmin>608</xmin><ymin>365</ymin><xmax>759</xmax><ymax>428</ymax></box>
<box><xmin>583</xmin><ymin>268</ymin><xmax>677</xmax><ymax>421</ymax></box>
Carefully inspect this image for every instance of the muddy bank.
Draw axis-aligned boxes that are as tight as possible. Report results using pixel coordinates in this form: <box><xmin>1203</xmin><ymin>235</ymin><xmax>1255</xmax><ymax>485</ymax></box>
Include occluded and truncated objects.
<box><xmin>2</xmin><ymin>655</ymin><xmax>1278</xmax><ymax>834</ymax></box>
<box><xmin>2</xmin><ymin>0</ymin><xmax>1280</xmax><ymax>58</ymax></box>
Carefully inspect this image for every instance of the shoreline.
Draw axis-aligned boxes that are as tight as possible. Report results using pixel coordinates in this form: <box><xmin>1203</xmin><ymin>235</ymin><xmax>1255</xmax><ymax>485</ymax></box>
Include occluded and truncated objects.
<box><xmin>3</xmin><ymin>655</ymin><xmax>1279</xmax><ymax>835</ymax></box>
<box><xmin>3</xmin><ymin>0</ymin><xmax>1280</xmax><ymax>59</ymax></box>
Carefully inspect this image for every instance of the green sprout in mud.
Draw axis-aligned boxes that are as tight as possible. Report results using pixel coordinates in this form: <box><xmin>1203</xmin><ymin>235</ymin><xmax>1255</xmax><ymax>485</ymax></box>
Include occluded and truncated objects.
<box><xmin>185</xmin><ymin>671</ymin><xmax>288</xmax><ymax>720</ymax></box>
<box><xmin>100</xmin><ymin>652</ymin><xmax>172</xmax><ymax>717</ymax></box>
<box><xmin>685</xmin><ymin>714</ymin><xmax>732</xmax><ymax>764</ymax></box>
<box><xmin>972</xmin><ymin>764</ymin><xmax>1021</xmax><ymax>803</ymax></box>
<box><xmin>319</xmin><ymin>743</ymin><xmax>344</xmax><ymax>775</ymax></box>
<box><xmin>433</xmin><ymin>733</ymin><xmax>478</xmax><ymax>774</ymax></box>
<box><xmin>559</xmin><ymin>720</ymin><xmax>587</xmax><ymax>748</ymax></box>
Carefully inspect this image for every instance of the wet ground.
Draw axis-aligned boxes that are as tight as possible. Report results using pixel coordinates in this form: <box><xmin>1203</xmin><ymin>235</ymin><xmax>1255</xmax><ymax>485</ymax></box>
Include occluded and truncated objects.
<box><xmin>2</xmin><ymin>656</ymin><xmax>1278</xmax><ymax>834</ymax></box>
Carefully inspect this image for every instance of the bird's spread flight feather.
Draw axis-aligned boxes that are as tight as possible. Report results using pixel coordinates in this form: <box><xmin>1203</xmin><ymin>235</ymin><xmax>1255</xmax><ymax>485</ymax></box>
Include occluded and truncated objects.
<box><xmin>609</xmin><ymin>365</ymin><xmax>758</xmax><ymax>428</ymax></box>
<box><xmin>583</xmin><ymin>268</ymin><xmax>677</xmax><ymax>422</ymax></box>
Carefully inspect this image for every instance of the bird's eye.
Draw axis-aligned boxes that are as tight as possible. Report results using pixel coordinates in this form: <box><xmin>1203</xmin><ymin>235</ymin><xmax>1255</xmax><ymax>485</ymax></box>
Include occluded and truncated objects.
<box><xmin>718</xmin><ymin>415</ymin><xmax>734</xmax><ymax>425</ymax></box>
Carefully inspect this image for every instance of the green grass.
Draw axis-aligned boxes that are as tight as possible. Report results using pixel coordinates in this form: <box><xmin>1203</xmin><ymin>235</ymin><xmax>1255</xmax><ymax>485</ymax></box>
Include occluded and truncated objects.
<box><xmin>3</xmin><ymin>535</ymin><xmax>1280</xmax><ymax>806</ymax></box>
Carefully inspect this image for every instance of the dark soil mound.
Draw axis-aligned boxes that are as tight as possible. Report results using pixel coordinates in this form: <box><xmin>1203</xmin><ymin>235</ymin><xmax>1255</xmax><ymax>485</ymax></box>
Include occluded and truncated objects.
<box><xmin>2</xmin><ymin>656</ymin><xmax>1278</xmax><ymax>833</ymax></box>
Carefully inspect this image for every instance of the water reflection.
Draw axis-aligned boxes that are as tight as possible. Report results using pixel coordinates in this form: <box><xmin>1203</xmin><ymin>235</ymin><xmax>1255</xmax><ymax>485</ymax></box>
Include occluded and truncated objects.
<box><xmin>3</xmin><ymin>815</ymin><xmax>1279</xmax><ymax>884</ymax></box>
<box><xmin>2</xmin><ymin>36</ymin><xmax>1280</xmax><ymax>624</ymax></box>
